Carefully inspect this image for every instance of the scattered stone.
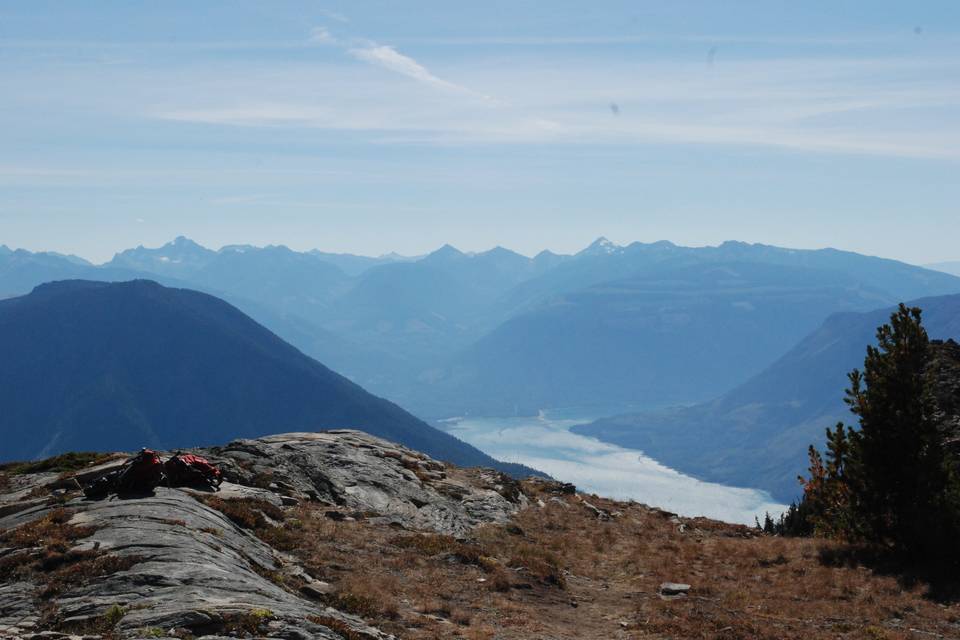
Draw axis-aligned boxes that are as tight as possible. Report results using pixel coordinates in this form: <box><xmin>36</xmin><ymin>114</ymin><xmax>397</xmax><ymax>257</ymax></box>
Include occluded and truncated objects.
<box><xmin>659</xmin><ymin>582</ymin><xmax>691</xmax><ymax>600</ymax></box>
<box><xmin>300</xmin><ymin>581</ymin><xmax>335</xmax><ymax>599</ymax></box>
<box><xmin>578</xmin><ymin>497</ymin><xmax>610</xmax><ymax>520</ymax></box>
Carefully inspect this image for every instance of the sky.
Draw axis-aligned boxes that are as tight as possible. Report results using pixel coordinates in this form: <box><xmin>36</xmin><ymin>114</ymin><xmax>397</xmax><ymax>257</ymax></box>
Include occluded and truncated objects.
<box><xmin>1</xmin><ymin>1</ymin><xmax>959</xmax><ymax>264</ymax></box>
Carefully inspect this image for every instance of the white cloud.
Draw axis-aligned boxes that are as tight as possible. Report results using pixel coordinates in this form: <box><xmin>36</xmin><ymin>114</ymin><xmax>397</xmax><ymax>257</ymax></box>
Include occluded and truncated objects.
<box><xmin>309</xmin><ymin>26</ymin><xmax>337</xmax><ymax>45</ymax></box>
<box><xmin>347</xmin><ymin>43</ymin><xmax>492</xmax><ymax>100</ymax></box>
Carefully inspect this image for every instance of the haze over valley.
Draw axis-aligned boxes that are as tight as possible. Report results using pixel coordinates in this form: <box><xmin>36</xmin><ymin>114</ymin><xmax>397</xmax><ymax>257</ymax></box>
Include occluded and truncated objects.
<box><xmin>4</xmin><ymin>236</ymin><xmax>960</xmax><ymax>512</ymax></box>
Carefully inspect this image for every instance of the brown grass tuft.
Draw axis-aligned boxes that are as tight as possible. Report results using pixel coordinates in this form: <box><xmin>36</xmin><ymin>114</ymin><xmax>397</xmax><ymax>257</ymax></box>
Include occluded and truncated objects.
<box><xmin>196</xmin><ymin>495</ymin><xmax>284</xmax><ymax>529</ymax></box>
<box><xmin>0</xmin><ymin>452</ymin><xmax>117</xmax><ymax>475</ymax></box>
<box><xmin>307</xmin><ymin>615</ymin><xmax>368</xmax><ymax>640</ymax></box>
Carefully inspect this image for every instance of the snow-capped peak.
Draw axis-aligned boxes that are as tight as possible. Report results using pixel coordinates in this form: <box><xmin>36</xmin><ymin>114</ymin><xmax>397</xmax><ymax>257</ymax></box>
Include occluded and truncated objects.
<box><xmin>579</xmin><ymin>236</ymin><xmax>622</xmax><ymax>256</ymax></box>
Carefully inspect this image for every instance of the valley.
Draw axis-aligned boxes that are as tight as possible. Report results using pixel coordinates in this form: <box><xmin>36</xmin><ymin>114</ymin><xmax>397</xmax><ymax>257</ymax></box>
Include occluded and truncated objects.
<box><xmin>439</xmin><ymin>412</ymin><xmax>786</xmax><ymax>525</ymax></box>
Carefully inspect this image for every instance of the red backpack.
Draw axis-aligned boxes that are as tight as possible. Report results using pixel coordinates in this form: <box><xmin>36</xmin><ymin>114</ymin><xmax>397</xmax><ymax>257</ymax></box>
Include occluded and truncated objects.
<box><xmin>164</xmin><ymin>453</ymin><xmax>222</xmax><ymax>490</ymax></box>
<box><xmin>115</xmin><ymin>448</ymin><xmax>165</xmax><ymax>494</ymax></box>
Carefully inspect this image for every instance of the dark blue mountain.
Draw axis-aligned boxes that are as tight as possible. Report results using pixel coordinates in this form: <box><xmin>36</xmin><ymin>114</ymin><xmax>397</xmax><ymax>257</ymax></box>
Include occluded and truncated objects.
<box><xmin>0</xmin><ymin>279</ymin><xmax>536</xmax><ymax>479</ymax></box>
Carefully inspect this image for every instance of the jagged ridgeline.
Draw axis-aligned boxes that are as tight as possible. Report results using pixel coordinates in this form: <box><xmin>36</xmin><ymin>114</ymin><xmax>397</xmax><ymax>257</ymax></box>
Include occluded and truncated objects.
<box><xmin>4</xmin><ymin>238</ymin><xmax>960</xmax><ymax>420</ymax></box>
<box><xmin>0</xmin><ymin>279</ymin><xmax>537</xmax><ymax>479</ymax></box>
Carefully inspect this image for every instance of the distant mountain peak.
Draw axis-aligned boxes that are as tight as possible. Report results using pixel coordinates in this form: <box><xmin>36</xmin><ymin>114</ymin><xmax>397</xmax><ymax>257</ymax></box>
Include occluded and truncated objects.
<box><xmin>167</xmin><ymin>236</ymin><xmax>207</xmax><ymax>250</ymax></box>
<box><xmin>424</xmin><ymin>244</ymin><xmax>466</xmax><ymax>262</ymax></box>
<box><xmin>220</xmin><ymin>244</ymin><xmax>255</xmax><ymax>254</ymax></box>
<box><xmin>480</xmin><ymin>245</ymin><xmax>526</xmax><ymax>259</ymax></box>
<box><xmin>579</xmin><ymin>237</ymin><xmax>622</xmax><ymax>256</ymax></box>
<box><xmin>106</xmin><ymin>236</ymin><xmax>215</xmax><ymax>272</ymax></box>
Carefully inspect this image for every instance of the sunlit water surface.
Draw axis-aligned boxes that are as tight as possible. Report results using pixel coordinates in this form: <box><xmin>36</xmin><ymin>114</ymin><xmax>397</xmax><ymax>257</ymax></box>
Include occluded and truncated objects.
<box><xmin>439</xmin><ymin>413</ymin><xmax>786</xmax><ymax>526</ymax></box>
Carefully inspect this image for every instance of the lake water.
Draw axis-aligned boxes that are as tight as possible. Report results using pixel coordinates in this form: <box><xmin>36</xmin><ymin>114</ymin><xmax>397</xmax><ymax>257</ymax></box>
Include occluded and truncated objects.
<box><xmin>439</xmin><ymin>412</ymin><xmax>787</xmax><ymax>526</ymax></box>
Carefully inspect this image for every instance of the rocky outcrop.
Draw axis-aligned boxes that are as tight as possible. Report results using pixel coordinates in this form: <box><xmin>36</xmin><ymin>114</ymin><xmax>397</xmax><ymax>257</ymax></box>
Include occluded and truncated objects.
<box><xmin>200</xmin><ymin>430</ymin><xmax>525</xmax><ymax>536</ymax></box>
<box><xmin>0</xmin><ymin>430</ymin><xmax>530</xmax><ymax>639</ymax></box>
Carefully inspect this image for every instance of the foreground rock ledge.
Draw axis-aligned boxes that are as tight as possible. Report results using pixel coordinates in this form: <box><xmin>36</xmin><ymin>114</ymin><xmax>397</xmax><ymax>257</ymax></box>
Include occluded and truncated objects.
<box><xmin>0</xmin><ymin>430</ymin><xmax>529</xmax><ymax>639</ymax></box>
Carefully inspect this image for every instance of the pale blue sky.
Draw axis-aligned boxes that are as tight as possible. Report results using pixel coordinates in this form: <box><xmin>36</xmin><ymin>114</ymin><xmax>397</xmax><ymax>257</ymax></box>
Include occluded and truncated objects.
<box><xmin>1</xmin><ymin>1</ymin><xmax>958</xmax><ymax>263</ymax></box>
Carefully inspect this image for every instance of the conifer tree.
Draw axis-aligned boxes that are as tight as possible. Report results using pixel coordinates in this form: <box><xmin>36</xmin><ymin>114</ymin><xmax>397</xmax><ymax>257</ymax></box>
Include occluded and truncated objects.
<box><xmin>801</xmin><ymin>304</ymin><xmax>958</xmax><ymax>559</ymax></box>
<box><xmin>844</xmin><ymin>304</ymin><xmax>949</xmax><ymax>554</ymax></box>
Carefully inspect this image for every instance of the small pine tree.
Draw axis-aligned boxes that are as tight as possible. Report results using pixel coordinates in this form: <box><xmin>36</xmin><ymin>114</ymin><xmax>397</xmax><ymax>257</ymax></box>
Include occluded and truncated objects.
<box><xmin>762</xmin><ymin>512</ymin><xmax>775</xmax><ymax>534</ymax></box>
<box><xmin>801</xmin><ymin>423</ymin><xmax>857</xmax><ymax>539</ymax></box>
<box><xmin>801</xmin><ymin>304</ymin><xmax>959</xmax><ymax>559</ymax></box>
<box><xmin>845</xmin><ymin>304</ymin><xmax>951</xmax><ymax>554</ymax></box>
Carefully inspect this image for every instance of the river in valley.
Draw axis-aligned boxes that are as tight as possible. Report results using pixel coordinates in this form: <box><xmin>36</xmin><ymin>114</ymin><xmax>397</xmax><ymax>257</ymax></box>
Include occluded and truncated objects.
<box><xmin>438</xmin><ymin>412</ymin><xmax>787</xmax><ymax>526</ymax></box>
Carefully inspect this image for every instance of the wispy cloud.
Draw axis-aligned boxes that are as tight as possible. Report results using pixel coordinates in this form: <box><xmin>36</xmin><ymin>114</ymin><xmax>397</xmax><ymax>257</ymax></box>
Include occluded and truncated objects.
<box><xmin>347</xmin><ymin>43</ymin><xmax>493</xmax><ymax>100</ymax></box>
<box><xmin>12</xmin><ymin>22</ymin><xmax>956</xmax><ymax>161</ymax></box>
<box><xmin>303</xmin><ymin>22</ymin><xmax>496</xmax><ymax>101</ymax></box>
<box><xmin>146</xmin><ymin>53</ymin><xmax>960</xmax><ymax>159</ymax></box>
<box><xmin>309</xmin><ymin>27</ymin><xmax>337</xmax><ymax>45</ymax></box>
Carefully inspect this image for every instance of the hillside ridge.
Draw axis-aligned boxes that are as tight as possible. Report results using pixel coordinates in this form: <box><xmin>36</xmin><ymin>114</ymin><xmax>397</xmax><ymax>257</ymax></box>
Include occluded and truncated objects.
<box><xmin>0</xmin><ymin>279</ymin><xmax>538</xmax><ymax>480</ymax></box>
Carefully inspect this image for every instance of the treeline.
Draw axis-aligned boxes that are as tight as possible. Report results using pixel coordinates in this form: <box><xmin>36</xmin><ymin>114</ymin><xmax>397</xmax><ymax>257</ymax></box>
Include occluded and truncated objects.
<box><xmin>759</xmin><ymin>305</ymin><xmax>960</xmax><ymax>563</ymax></box>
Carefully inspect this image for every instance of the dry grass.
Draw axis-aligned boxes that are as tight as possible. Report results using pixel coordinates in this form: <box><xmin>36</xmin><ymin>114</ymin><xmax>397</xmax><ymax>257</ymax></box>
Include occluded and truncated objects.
<box><xmin>196</xmin><ymin>495</ymin><xmax>285</xmax><ymax>529</ymax></box>
<box><xmin>0</xmin><ymin>452</ymin><xmax>118</xmax><ymax>475</ymax></box>
<box><xmin>1</xmin><ymin>508</ymin><xmax>95</xmax><ymax>554</ymax></box>
<box><xmin>0</xmin><ymin>506</ymin><xmax>141</xmax><ymax>637</ymax></box>
<box><xmin>220</xmin><ymin>608</ymin><xmax>275</xmax><ymax>635</ymax></box>
<box><xmin>196</xmin><ymin>495</ymin><xmax>306</xmax><ymax>555</ymax></box>
<box><xmin>263</xmin><ymin>481</ymin><xmax>960</xmax><ymax>639</ymax></box>
<box><xmin>9</xmin><ymin>472</ymin><xmax>954</xmax><ymax>638</ymax></box>
<box><xmin>308</xmin><ymin>614</ymin><xmax>369</xmax><ymax>640</ymax></box>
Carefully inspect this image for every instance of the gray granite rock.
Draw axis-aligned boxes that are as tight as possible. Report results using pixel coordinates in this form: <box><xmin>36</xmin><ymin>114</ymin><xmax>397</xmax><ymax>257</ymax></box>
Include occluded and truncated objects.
<box><xmin>0</xmin><ymin>489</ymin><xmax>388</xmax><ymax>639</ymax></box>
<box><xmin>0</xmin><ymin>430</ymin><xmax>531</xmax><ymax>639</ymax></box>
<box><xmin>196</xmin><ymin>430</ymin><xmax>525</xmax><ymax>536</ymax></box>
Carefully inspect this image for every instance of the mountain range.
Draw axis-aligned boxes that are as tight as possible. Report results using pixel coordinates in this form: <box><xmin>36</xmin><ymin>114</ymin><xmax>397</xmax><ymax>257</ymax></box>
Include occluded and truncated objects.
<box><xmin>3</xmin><ymin>238</ymin><xmax>960</xmax><ymax>419</ymax></box>
<box><xmin>574</xmin><ymin>294</ymin><xmax>960</xmax><ymax>501</ymax></box>
<box><xmin>0</xmin><ymin>278</ymin><xmax>534</xmax><ymax>479</ymax></box>
<box><xmin>927</xmin><ymin>261</ymin><xmax>960</xmax><ymax>278</ymax></box>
